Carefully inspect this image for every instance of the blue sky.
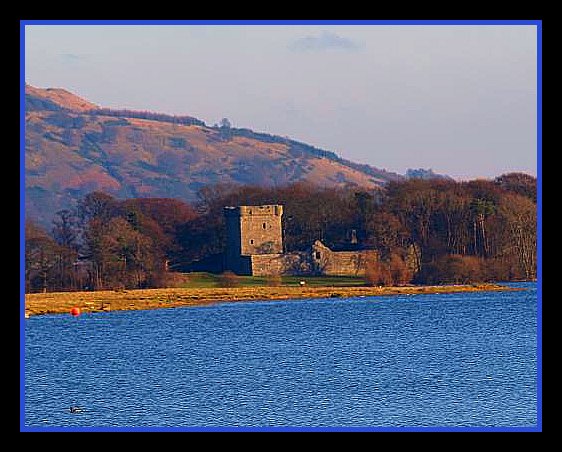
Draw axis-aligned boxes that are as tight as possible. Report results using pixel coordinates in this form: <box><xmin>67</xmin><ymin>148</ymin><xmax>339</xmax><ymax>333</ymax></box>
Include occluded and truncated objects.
<box><xmin>24</xmin><ymin>24</ymin><xmax>538</xmax><ymax>180</ymax></box>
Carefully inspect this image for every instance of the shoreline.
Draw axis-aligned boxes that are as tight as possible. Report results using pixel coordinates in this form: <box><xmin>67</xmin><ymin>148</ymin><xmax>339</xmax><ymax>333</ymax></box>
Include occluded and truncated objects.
<box><xmin>24</xmin><ymin>283</ymin><xmax>521</xmax><ymax>317</ymax></box>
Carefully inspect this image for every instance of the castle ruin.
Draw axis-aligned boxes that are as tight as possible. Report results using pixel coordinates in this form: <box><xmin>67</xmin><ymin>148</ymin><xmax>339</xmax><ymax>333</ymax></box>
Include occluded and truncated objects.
<box><xmin>224</xmin><ymin>205</ymin><xmax>286</xmax><ymax>275</ymax></box>
<box><xmin>223</xmin><ymin>204</ymin><xmax>374</xmax><ymax>276</ymax></box>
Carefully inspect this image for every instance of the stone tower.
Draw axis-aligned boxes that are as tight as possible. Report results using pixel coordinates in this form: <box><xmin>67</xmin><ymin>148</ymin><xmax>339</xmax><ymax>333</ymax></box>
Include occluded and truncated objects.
<box><xmin>224</xmin><ymin>205</ymin><xmax>283</xmax><ymax>274</ymax></box>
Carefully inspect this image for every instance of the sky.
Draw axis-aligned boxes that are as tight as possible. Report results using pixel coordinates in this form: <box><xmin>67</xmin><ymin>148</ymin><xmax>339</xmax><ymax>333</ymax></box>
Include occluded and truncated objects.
<box><xmin>24</xmin><ymin>23</ymin><xmax>538</xmax><ymax>180</ymax></box>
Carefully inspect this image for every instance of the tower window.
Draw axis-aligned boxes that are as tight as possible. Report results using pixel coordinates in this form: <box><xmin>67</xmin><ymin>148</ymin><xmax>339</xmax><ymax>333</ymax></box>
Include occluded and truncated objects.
<box><xmin>250</xmin><ymin>239</ymin><xmax>254</xmax><ymax>245</ymax></box>
<box><xmin>262</xmin><ymin>222</ymin><xmax>267</xmax><ymax>229</ymax></box>
<box><xmin>315</xmin><ymin>251</ymin><xmax>321</xmax><ymax>259</ymax></box>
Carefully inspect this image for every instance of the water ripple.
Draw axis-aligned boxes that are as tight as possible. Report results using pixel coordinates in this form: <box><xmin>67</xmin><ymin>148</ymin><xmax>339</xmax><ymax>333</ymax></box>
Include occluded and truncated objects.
<box><xmin>25</xmin><ymin>282</ymin><xmax>537</xmax><ymax>428</ymax></box>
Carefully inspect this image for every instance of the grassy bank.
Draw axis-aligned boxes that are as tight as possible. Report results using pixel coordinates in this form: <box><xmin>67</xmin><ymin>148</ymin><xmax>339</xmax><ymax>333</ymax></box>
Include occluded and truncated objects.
<box><xmin>169</xmin><ymin>272</ymin><xmax>367</xmax><ymax>288</ymax></box>
<box><xmin>24</xmin><ymin>277</ymin><xmax>519</xmax><ymax>317</ymax></box>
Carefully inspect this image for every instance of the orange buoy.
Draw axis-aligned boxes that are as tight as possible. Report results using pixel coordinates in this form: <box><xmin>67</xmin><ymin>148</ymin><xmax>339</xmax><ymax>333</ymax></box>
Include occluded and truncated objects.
<box><xmin>70</xmin><ymin>307</ymin><xmax>81</xmax><ymax>317</ymax></box>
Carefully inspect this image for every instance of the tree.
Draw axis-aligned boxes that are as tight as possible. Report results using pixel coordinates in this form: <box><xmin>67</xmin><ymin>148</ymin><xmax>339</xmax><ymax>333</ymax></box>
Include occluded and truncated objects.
<box><xmin>51</xmin><ymin>209</ymin><xmax>81</xmax><ymax>290</ymax></box>
<box><xmin>384</xmin><ymin>179</ymin><xmax>443</xmax><ymax>268</ymax></box>
<box><xmin>52</xmin><ymin>209</ymin><xmax>79</xmax><ymax>248</ymax></box>
<box><xmin>25</xmin><ymin>221</ymin><xmax>58</xmax><ymax>293</ymax></box>
<box><xmin>219</xmin><ymin>117</ymin><xmax>232</xmax><ymax>141</ymax></box>
<box><xmin>364</xmin><ymin>253</ymin><xmax>392</xmax><ymax>286</ymax></box>
<box><xmin>415</xmin><ymin>255</ymin><xmax>484</xmax><ymax>285</ymax></box>
<box><xmin>25</xmin><ymin>175</ymin><xmax>538</xmax><ymax>292</ymax></box>
<box><xmin>495</xmin><ymin>172</ymin><xmax>537</xmax><ymax>202</ymax></box>
<box><xmin>364</xmin><ymin>211</ymin><xmax>409</xmax><ymax>259</ymax></box>
<box><xmin>497</xmin><ymin>193</ymin><xmax>537</xmax><ymax>280</ymax></box>
<box><xmin>447</xmin><ymin>255</ymin><xmax>484</xmax><ymax>284</ymax></box>
<box><xmin>354</xmin><ymin>191</ymin><xmax>376</xmax><ymax>242</ymax></box>
<box><xmin>438</xmin><ymin>189</ymin><xmax>471</xmax><ymax>255</ymax></box>
<box><xmin>81</xmin><ymin>217</ymin><xmax>111</xmax><ymax>289</ymax></box>
<box><xmin>469</xmin><ymin>198</ymin><xmax>496</xmax><ymax>257</ymax></box>
<box><xmin>77</xmin><ymin>191</ymin><xmax>118</xmax><ymax>225</ymax></box>
<box><xmin>388</xmin><ymin>252</ymin><xmax>413</xmax><ymax>286</ymax></box>
<box><xmin>103</xmin><ymin>217</ymin><xmax>159</xmax><ymax>288</ymax></box>
<box><xmin>120</xmin><ymin>197</ymin><xmax>198</xmax><ymax>266</ymax></box>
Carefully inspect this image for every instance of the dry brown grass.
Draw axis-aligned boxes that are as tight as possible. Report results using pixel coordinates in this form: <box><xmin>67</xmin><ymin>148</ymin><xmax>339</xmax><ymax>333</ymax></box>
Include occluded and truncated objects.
<box><xmin>24</xmin><ymin>283</ymin><xmax>517</xmax><ymax>317</ymax></box>
<box><xmin>25</xmin><ymin>85</ymin><xmax>99</xmax><ymax>111</ymax></box>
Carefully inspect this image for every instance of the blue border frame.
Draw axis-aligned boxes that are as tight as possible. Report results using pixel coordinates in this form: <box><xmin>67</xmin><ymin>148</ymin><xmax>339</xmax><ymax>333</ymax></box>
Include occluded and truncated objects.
<box><xmin>536</xmin><ymin>20</ymin><xmax>542</xmax><ymax>432</ymax></box>
<box><xmin>20</xmin><ymin>19</ymin><xmax>542</xmax><ymax>433</ymax></box>
<box><xmin>21</xmin><ymin>19</ymin><xmax>540</xmax><ymax>25</ymax></box>
<box><xmin>20</xmin><ymin>21</ymin><xmax>27</xmax><ymax>432</ymax></box>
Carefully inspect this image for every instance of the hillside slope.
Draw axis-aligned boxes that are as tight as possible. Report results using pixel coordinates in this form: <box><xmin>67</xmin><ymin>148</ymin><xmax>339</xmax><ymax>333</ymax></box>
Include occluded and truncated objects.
<box><xmin>24</xmin><ymin>85</ymin><xmax>402</xmax><ymax>226</ymax></box>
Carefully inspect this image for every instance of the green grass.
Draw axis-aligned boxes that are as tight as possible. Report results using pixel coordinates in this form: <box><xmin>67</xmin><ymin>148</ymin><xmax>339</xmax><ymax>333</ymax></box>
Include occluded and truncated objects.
<box><xmin>179</xmin><ymin>272</ymin><xmax>366</xmax><ymax>288</ymax></box>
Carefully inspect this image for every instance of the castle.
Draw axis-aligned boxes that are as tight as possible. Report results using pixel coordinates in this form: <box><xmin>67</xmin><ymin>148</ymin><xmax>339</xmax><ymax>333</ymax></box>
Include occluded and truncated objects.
<box><xmin>223</xmin><ymin>204</ymin><xmax>375</xmax><ymax>276</ymax></box>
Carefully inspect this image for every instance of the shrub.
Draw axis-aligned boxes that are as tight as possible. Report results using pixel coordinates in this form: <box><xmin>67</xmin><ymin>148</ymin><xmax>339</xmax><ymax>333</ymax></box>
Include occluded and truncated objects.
<box><xmin>388</xmin><ymin>252</ymin><xmax>413</xmax><ymax>286</ymax></box>
<box><xmin>364</xmin><ymin>258</ymin><xmax>393</xmax><ymax>286</ymax></box>
<box><xmin>148</xmin><ymin>271</ymin><xmax>190</xmax><ymax>288</ymax></box>
<box><xmin>448</xmin><ymin>255</ymin><xmax>484</xmax><ymax>284</ymax></box>
<box><xmin>266</xmin><ymin>273</ymin><xmax>282</xmax><ymax>287</ymax></box>
<box><xmin>218</xmin><ymin>271</ymin><xmax>240</xmax><ymax>288</ymax></box>
<box><xmin>415</xmin><ymin>254</ymin><xmax>486</xmax><ymax>285</ymax></box>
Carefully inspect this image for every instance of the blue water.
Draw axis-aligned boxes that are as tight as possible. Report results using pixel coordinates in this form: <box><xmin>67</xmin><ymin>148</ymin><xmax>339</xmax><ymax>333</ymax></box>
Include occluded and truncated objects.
<box><xmin>24</xmin><ymin>282</ymin><xmax>538</xmax><ymax>429</ymax></box>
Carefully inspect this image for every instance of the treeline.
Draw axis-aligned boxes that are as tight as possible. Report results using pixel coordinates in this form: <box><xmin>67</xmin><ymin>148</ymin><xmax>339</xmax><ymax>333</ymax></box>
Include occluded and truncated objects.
<box><xmin>181</xmin><ymin>173</ymin><xmax>536</xmax><ymax>284</ymax></box>
<box><xmin>222</xmin><ymin>125</ymin><xmax>402</xmax><ymax>182</ymax></box>
<box><xmin>25</xmin><ymin>196</ymin><xmax>197</xmax><ymax>292</ymax></box>
<box><xmin>24</xmin><ymin>172</ymin><xmax>536</xmax><ymax>292</ymax></box>
<box><xmin>91</xmin><ymin>108</ymin><xmax>206</xmax><ymax>127</ymax></box>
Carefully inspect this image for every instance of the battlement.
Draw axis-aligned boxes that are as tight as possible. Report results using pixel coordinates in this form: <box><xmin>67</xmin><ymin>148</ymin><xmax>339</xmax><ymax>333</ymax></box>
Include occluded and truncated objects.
<box><xmin>224</xmin><ymin>205</ymin><xmax>284</xmax><ymax>271</ymax></box>
<box><xmin>224</xmin><ymin>205</ymin><xmax>283</xmax><ymax>217</ymax></box>
<box><xmin>221</xmin><ymin>203</ymin><xmax>373</xmax><ymax>277</ymax></box>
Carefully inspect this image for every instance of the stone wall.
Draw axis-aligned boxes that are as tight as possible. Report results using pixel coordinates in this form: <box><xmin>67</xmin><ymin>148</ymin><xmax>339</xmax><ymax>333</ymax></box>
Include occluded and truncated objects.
<box><xmin>249</xmin><ymin>252</ymin><xmax>311</xmax><ymax>276</ymax></box>
<box><xmin>224</xmin><ymin>205</ymin><xmax>284</xmax><ymax>273</ymax></box>
<box><xmin>249</xmin><ymin>254</ymin><xmax>286</xmax><ymax>276</ymax></box>
<box><xmin>246</xmin><ymin>241</ymin><xmax>376</xmax><ymax>277</ymax></box>
<box><xmin>222</xmin><ymin>205</ymin><xmax>377</xmax><ymax>277</ymax></box>
<box><xmin>311</xmin><ymin>240</ymin><xmax>375</xmax><ymax>276</ymax></box>
<box><xmin>238</xmin><ymin>205</ymin><xmax>283</xmax><ymax>255</ymax></box>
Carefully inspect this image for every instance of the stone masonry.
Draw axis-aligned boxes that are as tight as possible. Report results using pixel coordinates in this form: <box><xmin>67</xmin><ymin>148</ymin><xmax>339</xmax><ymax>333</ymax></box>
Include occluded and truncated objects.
<box><xmin>223</xmin><ymin>204</ymin><xmax>375</xmax><ymax>277</ymax></box>
<box><xmin>310</xmin><ymin>240</ymin><xmax>374</xmax><ymax>276</ymax></box>
<box><xmin>224</xmin><ymin>205</ymin><xmax>285</xmax><ymax>275</ymax></box>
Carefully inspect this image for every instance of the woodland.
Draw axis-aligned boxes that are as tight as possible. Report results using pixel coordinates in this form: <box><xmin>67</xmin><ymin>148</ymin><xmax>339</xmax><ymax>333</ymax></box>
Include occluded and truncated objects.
<box><xmin>24</xmin><ymin>172</ymin><xmax>537</xmax><ymax>292</ymax></box>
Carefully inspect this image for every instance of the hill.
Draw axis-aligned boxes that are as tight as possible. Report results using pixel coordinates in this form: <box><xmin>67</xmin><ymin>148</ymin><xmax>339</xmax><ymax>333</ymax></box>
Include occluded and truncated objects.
<box><xmin>24</xmin><ymin>84</ymin><xmax>403</xmax><ymax>227</ymax></box>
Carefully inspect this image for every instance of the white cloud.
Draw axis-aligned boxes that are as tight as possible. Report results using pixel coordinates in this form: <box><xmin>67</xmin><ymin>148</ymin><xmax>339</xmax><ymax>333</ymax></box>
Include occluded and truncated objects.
<box><xmin>288</xmin><ymin>31</ymin><xmax>364</xmax><ymax>52</ymax></box>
